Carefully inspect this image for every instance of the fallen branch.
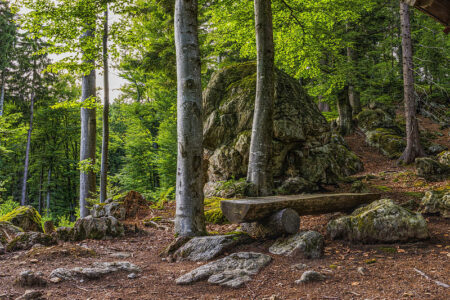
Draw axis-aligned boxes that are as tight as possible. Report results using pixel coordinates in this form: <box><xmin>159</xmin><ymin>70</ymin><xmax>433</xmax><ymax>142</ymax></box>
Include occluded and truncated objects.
<box><xmin>414</xmin><ymin>268</ymin><xmax>449</xmax><ymax>288</ymax></box>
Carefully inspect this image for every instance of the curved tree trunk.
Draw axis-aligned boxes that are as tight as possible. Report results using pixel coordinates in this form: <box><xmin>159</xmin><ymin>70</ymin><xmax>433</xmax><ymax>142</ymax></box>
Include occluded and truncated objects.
<box><xmin>79</xmin><ymin>27</ymin><xmax>97</xmax><ymax>218</ymax></box>
<box><xmin>174</xmin><ymin>0</ymin><xmax>206</xmax><ymax>237</ymax></box>
<box><xmin>100</xmin><ymin>7</ymin><xmax>109</xmax><ymax>204</ymax></box>
<box><xmin>337</xmin><ymin>86</ymin><xmax>353</xmax><ymax>136</ymax></box>
<box><xmin>398</xmin><ymin>1</ymin><xmax>425</xmax><ymax>164</ymax></box>
<box><xmin>247</xmin><ymin>0</ymin><xmax>275</xmax><ymax>196</ymax></box>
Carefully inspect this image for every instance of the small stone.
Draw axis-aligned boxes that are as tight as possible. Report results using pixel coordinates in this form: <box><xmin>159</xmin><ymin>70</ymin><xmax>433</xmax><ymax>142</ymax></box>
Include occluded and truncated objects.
<box><xmin>30</xmin><ymin>259</ymin><xmax>38</xmax><ymax>264</ymax></box>
<box><xmin>49</xmin><ymin>277</ymin><xmax>62</xmax><ymax>283</ymax></box>
<box><xmin>357</xmin><ymin>267</ymin><xmax>366</xmax><ymax>275</ymax></box>
<box><xmin>291</xmin><ymin>263</ymin><xmax>309</xmax><ymax>270</ymax></box>
<box><xmin>127</xmin><ymin>273</ymin><xmax>138</xmax><ymax>279</ymax></box>
<box><xmin>295</xmin><ymin>270</ymin><xmax>325</xmax><ymax>283</ymax></box>
<box><xmin>15</xmin><ymin>289</ymin><xmax>43</xmax><ymax>300</ymax></box>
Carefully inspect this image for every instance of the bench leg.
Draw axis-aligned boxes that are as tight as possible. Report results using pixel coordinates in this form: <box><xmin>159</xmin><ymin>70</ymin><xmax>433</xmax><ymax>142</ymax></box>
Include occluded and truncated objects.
<box><xmin>240</xmin><ymin>208</ymin><xmax>300</xmax><ymax>239</ymax></box>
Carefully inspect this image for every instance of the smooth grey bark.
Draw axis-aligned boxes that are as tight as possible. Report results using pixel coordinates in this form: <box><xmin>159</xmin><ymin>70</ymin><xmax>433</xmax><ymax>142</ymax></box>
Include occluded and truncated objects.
<box><xmin>38</xmin><ymin>166</ymin><xmax>43</xmax><ymax>214</ymax></box>
<box><xmin>46</xmin><ymin>167</ymin><xmax>51</xmax><ymax>214</ymax></box>
<box><xmin>337</xmin><ymin>86</ymin><xmax>353</xmax><ymax>136</ymax></box>
<box><xmin>79</xmin><ymin>28</ymin><xmax>97</xmax><ymax>218</ymax></box>
<box><xmin>398</xmin><ymin>1</ymin><xmax>425</xmax><ymax>164</ymax></box>
<box><xmin>100</xmin><ymin>7</ymin><xmax>109</xmax><ymax>204</ymax></box>
<box><xmin>247</xmin><ymin>0</ymin><xmax>275</xmax><ymax>196</ymax></box>
<box><xmin>21</xmin><ymin>83</ymin><xmax>35</xmax><ymax>206</ymax></box>
<box><xmin>0</xmin><ymin>70</ymin><xmax>5</xmax><ymax>117</ymax></box>
<box><xmin>174</xmin><ymin>0</ymin><xmax>206</xmax><ymax>237</ymax></box>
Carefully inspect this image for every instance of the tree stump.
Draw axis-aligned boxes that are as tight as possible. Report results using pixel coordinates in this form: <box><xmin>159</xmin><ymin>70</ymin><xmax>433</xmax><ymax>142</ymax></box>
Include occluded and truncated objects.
<box><xmin>241</xmin><ymin>208</ymin><xmax>300</xmax><ymax>239</ymax></box>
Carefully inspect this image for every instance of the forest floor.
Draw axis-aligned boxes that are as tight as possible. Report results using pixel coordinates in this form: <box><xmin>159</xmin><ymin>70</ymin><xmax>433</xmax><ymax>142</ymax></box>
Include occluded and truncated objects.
<box><xmin>1</xmin><ymin>118</ymin><xmax>449</xmax><ymax>300</ymax></box>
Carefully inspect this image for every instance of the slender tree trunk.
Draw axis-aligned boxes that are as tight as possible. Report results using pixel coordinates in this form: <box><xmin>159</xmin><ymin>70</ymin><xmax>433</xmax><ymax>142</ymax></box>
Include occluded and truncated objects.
<box><xmin>38</xmin><ymin>166</ymin><xmax>43</xmax><ymax>214</ymax></box>
<box><xmin>21</xmin><ymin>92</ymin><xmax>35</xmax><ymax>206</ymax></box>
<box><xmin>398</xmin><ymin>1</ymin><xmax>425</xmax><ymax>164</ymax></box>
<box><xmin>0</xmin><ymin>70</ymin><xmax>5</xmax><ymax>117</ymax></box>
<box><xmin>46</xmin><ymin>166</ymin><xmax>51</xmax><ymax>215</ymax></box>
<box><xmin>100</xmin><ymin>7</ymin><xmax>109</xmax><ymax>204</ymax></box>
<box><xmin>347</xmin><ymin>44</ymin><xmax>361</xmax><ymax>116</ymax></box>
<box><xmin>174</xmin><ymin>0</ymin><xmax>206</xmax><ymax>237</ymax></box>
<box><xmin>318</xmin><ymin>96</ymin><xmax>330</xmax><ymax>112</ymax></box>
<box><xmin>79</xmin><ymin>28</ymin><xmax>97</xmax><ymax>218</ymax></box>
<box><xmin>337</xmin><ymin>86</ymin><xmax>353</xmax><ymax>136</ymax></box>
<box><xmin>247</xmin><ymin>0</ymin><xmax>275</xmax><ymax>196</ymax></box>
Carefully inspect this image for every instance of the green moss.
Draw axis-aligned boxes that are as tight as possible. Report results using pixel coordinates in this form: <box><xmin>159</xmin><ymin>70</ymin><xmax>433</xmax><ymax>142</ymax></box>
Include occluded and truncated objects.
<box><xmin>404</xmin><ymin>192</ymin><xmax>424</xmax><ymax>198</ymax></box>
<box><xmin>204</xmin><ymin>208</ymin><xmax>227</xmax><ymax>224</ymax></box>
<box><xmin>150</xmin><ymin>216</ymin><xmax>162</xmax><ymax>222</ymax></box>
<box><xmin>329</xmin><ymin>264</ymin><xmax>338</xmax><ymax>269</ymax></box>
<box><xmin>373</xmin><ymin>185</ymin><xmax>392</xmax><ymax>192</ymax></box>
<box><xmin>365</xmin><ymin>258</ymin><xmax>377</xmax><ymax>264</ymax></box>
<box><xmin>378</xmin><ymin>247</ymin><xmax>397</xmax><ymax>253</ymax></box>
<box><xmin>0</xmin><ymin>206</ymin><xmax>43</xmax><ymax>232</ymax></box>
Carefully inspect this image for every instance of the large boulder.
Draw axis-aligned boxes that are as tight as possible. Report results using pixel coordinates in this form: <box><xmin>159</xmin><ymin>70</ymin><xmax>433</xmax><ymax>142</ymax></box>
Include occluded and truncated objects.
<box><xmin>327</xmin><ymin>199</ymin><xmax>429</xmax><ymax>243</ymax></box>
<box><xmin>203</xmin><ymin>63</ymin><xmax>363</xmax><ymax>195</ymax></box>
<box><xmin>91</xmin><ymin>191</ymin><xmax>148</xmax><ymax>220</ymax></box>
<box><xmin>0</xmin><ymin>206</ymin><xmax>43</xmax><ymax>232</ymax></box>
<box><xmin>356</xmin><ymin>108</ymin><xmax>396</xmax><ymax>132</ymax></box>
<box><xmin>419</xmin><ymin>190</ymin><xmax>449</xmax><ymax>218</ymax></box>
<box><xmin>437</xmin><ymin>151</ymin><xmax>450</xmax><ymax>166</ymax></box>
<box><xmin>72</xmin><ymin>216</ymin><xmax>124</xmax><ymax>241</ymax></box>
<box><xmin>416</xmin><ymin>157</ymin><xmax>450</xmax><ymax>181</ymax></box>
<box><xmin>6</xmin><ymin>232</ymin><xmax>57</xmax><ymax>252</ymax></box>
<box><xmin>176</xmin><ymin>252</ymin><xmax>271</xmax><ymax>288</ymax></box>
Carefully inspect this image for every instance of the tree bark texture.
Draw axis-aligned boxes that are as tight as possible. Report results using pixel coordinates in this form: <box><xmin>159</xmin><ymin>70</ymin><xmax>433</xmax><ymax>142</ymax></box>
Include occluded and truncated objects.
<box><xmin>174</xmin><ymin>0</ymin><xmax>206</xmax><ymax>237</ymax></box>
<box><xmin>38</xmin><ymin>166</ymin><xmax>43</xmax><ymax>214</ymax></box>
<box><xmin>337</xmin><ymin>86</ymin><xmax>353</xmax><ymax>136</ymax></box>
<box><xmin>247</xmin><ymin>0</ymin><xmax>275</xmax><ymax>196</ymax></box>
<box><xmin>79</xmin><ymin>29</ymin><xmax>97</xmax><ymax>218</ymax></box>
<box><xmin>398</xmin><ymin>1</ymin><xmax>425</xmax><ymax>164</ymax></box>
<box><xmin>0</xmin><ymin>70</ymin><xmax>5</xmax><ymax>117</ymax></box>
<box><xmin>46</xmin><ymin>167</ymin><xmax>51</xmax><ymax>214</ymax></box>
<box><xmin>20</xmin><ymin>92</ymin><xmax>35</xmax><ymax>206</ymax></box>
<box><xmin>100</xmin><ymin>7</ymin><xmax>109</xmax><ymax>204</ymax></box>
<box><xmin>346</xmin><ymin>34</ymin><xmax>361</xmax><ymax>116</ymax></box>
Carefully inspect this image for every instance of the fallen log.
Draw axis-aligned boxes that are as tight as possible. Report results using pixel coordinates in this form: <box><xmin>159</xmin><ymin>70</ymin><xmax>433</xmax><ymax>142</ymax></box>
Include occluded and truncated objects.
<box><xmin>221</xmin><ymin>193</ymin><xmax>380</xmax><ymax>223</ymax></box>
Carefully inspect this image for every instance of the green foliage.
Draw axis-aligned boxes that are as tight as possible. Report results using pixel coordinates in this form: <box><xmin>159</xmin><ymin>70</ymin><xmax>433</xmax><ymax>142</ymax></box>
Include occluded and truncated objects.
<box><xmin>322</xmin><ymin>111</ymin><xmax>339</xmax><ymax>122</ymax></box>
<box><xmin>0</xmin><ymin>198</ymin><xmax>19</xmax><ymax>216</ymax></box>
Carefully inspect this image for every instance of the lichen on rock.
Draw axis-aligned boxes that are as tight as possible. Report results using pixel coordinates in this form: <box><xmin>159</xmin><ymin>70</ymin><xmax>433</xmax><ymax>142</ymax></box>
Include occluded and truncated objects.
<box><xmin>416</xmin><ymin>157</ymin><xmax>450</xmax><ymax>181</ymax></box>
<box><xmin>269</xmin><ymin>231</ymin><xmax>324</xmax><ymax>259</ymax></box>
<box><xmin>327</xmin><ymin>199</ymin><xmax>429</xmax><ymax>243</ymax></box>
<box><xmin>203</xmin><ymin>62</ymin><xmax>363</xmax><ymax>195</ymax></box>
<box><xmin>72</xmin><ymin>216</ymin><xmax>124</xmax><ymax>241</ymax></box>
<box><xmin>419</xmin><ymin>190</ymin><xmax>449</xmax><ymax>218</ymax></box>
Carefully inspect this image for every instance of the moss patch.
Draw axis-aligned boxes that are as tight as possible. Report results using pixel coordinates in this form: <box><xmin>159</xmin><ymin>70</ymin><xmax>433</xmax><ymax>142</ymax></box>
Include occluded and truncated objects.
<box><xmin>0</xmin><ymin>206</ymin><xmax>43</xmax><ymax>232</ymax></box>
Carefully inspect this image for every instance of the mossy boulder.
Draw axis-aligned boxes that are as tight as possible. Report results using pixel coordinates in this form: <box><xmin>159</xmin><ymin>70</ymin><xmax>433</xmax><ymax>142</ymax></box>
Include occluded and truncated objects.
<box><xmin>204</xmin><ymin>197</ymin><xmax>227</xmax><ymax>224</ymax></box>
<box><xmin>6</xmin><ymin>232</ymin><xmax>57</xmax><ymax>252</ymax></box>
<box><xmin>365</xmin><ymin>128</ymin><xmax>405</xmax><ymax>159</ymax></box>
<box><xmin>269</xmin><ymin>231</ymin><xmax>324</xmax><ymax>259</ymax></box>
<box><xmin>91</xmin><ymin>201</ymin><xmax>126</xmax><ymax>220</ymax></box>
<box><xmin>0</xmin><ymin>221</ymin><xmax>23</xmax><ymax>242</ymax></box>
<box><xmin>437</xmin><ymin>151</ymin><xmax>450</xmax><ymax>166</ymax></box>
<box><xmin>72</xmin><ymin>216</ymin><xmax>124</xmax><ymax>241</ymax></box>
<box><xmin>203</xmin><ymin>62</ymin><xmax>363</xmax><ymax>193</ymax></box>
<box><xmin>0</xmin><ymin>206</ymin><xmax>43</xmax><ymax>232</ymax></box>
<box><xmin>415</xmin><ymin>157</ymin><xmax>450</xmax><ymax>181</ymax></box>
<box><xmin>356</xmin><ymin>108</ymin><xmax>395</xmax><ymax>132</ymax></box>
<box><xmin>419</xmin><ymin>190</ymin><xmax>449</xmax><ymax>218</ymax></box>
<box><xmin>327</xmin><ymin>199</ymin><xmax>429</xmax><ymax>243</ymax></box>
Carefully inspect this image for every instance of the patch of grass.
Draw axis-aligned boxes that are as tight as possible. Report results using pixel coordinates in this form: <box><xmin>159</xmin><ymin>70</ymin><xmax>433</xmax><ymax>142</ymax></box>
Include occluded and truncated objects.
<box><xmin>378</xmin><ymin>247</ymin><xmax>397</xmax><ymax>254</ymax></box>
<box><xmin>404</xmin><ymin>192</ymin><xmax>424</xmax><ymax>198</ymax></box>
<box><xmin>373</xmin><ymin>185</ymin><xmax>392</xmax><ymax>192</ymax></box>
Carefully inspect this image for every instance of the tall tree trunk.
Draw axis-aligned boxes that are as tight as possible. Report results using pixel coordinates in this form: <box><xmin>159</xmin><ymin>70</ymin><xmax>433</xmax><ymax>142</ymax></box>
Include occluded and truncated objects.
<box><xmin>0</xmin><ymin>70</ymin><xmax>5</xmax><ymax>117</ymax></box>
<box><xmin>100</xmin><ymin>7</ymin><xmax>109</xmax><ymax>204</ymax></box>
<box><xmin>46</xmin><ymin>166</ymin><xmax>51</xmax><ymax>215</ymax></box>
<box><xmin>318</xmin><ymin>96</ymin><xmax>330</xmax><ymax>112</ymax></box>
<box><xmin>79</xmin><ymin>28</ymin><xmax>97</xmax><ymax>218</ymax></box>
<box><xmin>247</xmin><ymin>0</ymin><xmax>275</xmax><ymax>196</ymax></box>
<box><xmin>337</xmin><ymin>86</ymin><xmax>353</xmax><ymax>136</ymax></box>
<box><xmin>38</xmin><ymin>166</ymin><xmax>43</xmax><ymax>214</ymax></box>
<box><xmin>174</xmin><ymin>0</ymin><xmax>206</xmax><ymax>237</ymax></box>
<box><xmin>346</xmin><ymin>31</ymin><xmax>361</xmax><ymax>116</ymax></box>
<box><xmin>398</xmin><ymin>1</ymin><xmax>425</xmax><ymax>164</ymax></box>
<box><xmin>21</xmin><ymin>92</ymin><xmax>35</xmax><ymax>206</ymax></box>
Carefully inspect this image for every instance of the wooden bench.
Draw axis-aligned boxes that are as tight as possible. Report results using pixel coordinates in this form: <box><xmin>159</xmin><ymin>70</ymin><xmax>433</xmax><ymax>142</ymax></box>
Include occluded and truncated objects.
<box><xmin>220</xmin><ymin>193</ymin><xmax>381</xmax><ymax>237</ymax></box>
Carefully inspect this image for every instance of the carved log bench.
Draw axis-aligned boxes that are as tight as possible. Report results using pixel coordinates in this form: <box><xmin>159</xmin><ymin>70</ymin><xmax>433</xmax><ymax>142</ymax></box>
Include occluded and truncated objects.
<box><xmin>220</xmin><ymin>193</ymin><xmax>381</xmax><ymax>238</ymax></box>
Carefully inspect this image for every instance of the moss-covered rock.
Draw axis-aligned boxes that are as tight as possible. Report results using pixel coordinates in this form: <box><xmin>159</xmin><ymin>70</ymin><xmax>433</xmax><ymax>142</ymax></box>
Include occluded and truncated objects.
<box><xmin>204</xmin><ymin>197</ymin><xmax>228</xmax><ymax>224</ymax></box>
<box><xmin>0</xmin><ymin>221</ymin><xmax>23</xmax><ymax>243</ymax></box>
<box><xmin>327</xmin><ymin>199</ymin><xmax>429</xmax><ymax>243</ymax></box>
<box><xmin>356</xmin><ymin>109</ymin><xmax>395</xmax><ymax>132</ymax></box>
<box><xmin>437</xmin><ymin>151</ymin><xmax>450</xmax><ymax>166</ymax></box>
<box><xmin>56</xmin><ymin>227</ymin><xmax>74</xmax><ymax>242</ymax></box>
<box><xmin>72</xmin><ymin>216</ymin><xmax>124</xmax><ymax>241</ymax></box>
<box><xmin>416</xmin><ymin>157</ymin><xmax>450</xmax><ymax>181</ymax></box>
<box><xmin>0</xmin><ymin>206</ymin><xmax>43</xmax><ymax>232</ymax></box>
<box><xmin>6</xmin><ymin>232</ymin><xmax>57</xmax><ymax>252</ymax></box>
<box><xmin>203</xmin><ymin>62</ymin><xmax>363</xmax><ymax>194</ymax></box>
<box><xmin>419</xmin><ymin>190</ymin><xmax>449</xmax><ymax>218</ymax></box>
<box><xmin>365</xmin><ymin>128</ymin><xmax>405</xmax><ymax>159</ymax></box>
<box><xmin>269</xmin><ymin>231</ymin><xmax>324</xmax><ymax>259</ymax></box>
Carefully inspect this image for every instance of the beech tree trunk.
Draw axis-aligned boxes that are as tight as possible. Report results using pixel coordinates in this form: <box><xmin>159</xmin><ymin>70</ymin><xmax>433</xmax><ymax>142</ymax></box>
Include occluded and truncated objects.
<box><xmin>247</xmin><ymin>0</ymin><xmax>275</xmax><ymax>196</ymax></box>
<box><xmin>38</xmin><ymin>166</ymin><xmax>43</xmax><ymax>214</ymax></box>
<box><xmin>174</xmin><ymin>0</ymin><xmax>206</xmax><ymax>237</ymax></box>
<box><xmin>21</xmin><ymin>89</ymin><xmax>35</xmax><ymax>206</ymax></box>
<box><xmin>337</xmin><ymin>86</ymin><xmax>353</xmax><ymax>136</ymax></box>
<box><xmin>398</xmin><ymin>1</ymin><xmax>425</xmax><ymax>164</ymax></box>
<box><xmin>79</xmin><ymin>27</ymin><xmax>97</xmax><ymax>218</ymax></box>
<box><xmin>0</xmin><ymin>70</ymin><xmax>5</xmax><ymax>117</ymax></box>
<box><xmin>46</xmin><ymin>167</ymin><xmax>51</xmax><ymax>214</ymax></box>
<box><xmin>100</xmin><ymin>7</ymin><xmax>109</xmax><ymax>204</ymax></box>
<box><xmin>318</xmin><ymin>97</ymin><xmax>331</xmax><ymax>112</ymax></box>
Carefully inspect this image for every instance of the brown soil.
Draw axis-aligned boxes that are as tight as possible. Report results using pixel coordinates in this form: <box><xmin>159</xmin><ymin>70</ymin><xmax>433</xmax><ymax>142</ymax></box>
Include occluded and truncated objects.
<box><xmin>1</xmin><ymin>119</ymin><xmax>449</xmax><ymax>300</ymax></box>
